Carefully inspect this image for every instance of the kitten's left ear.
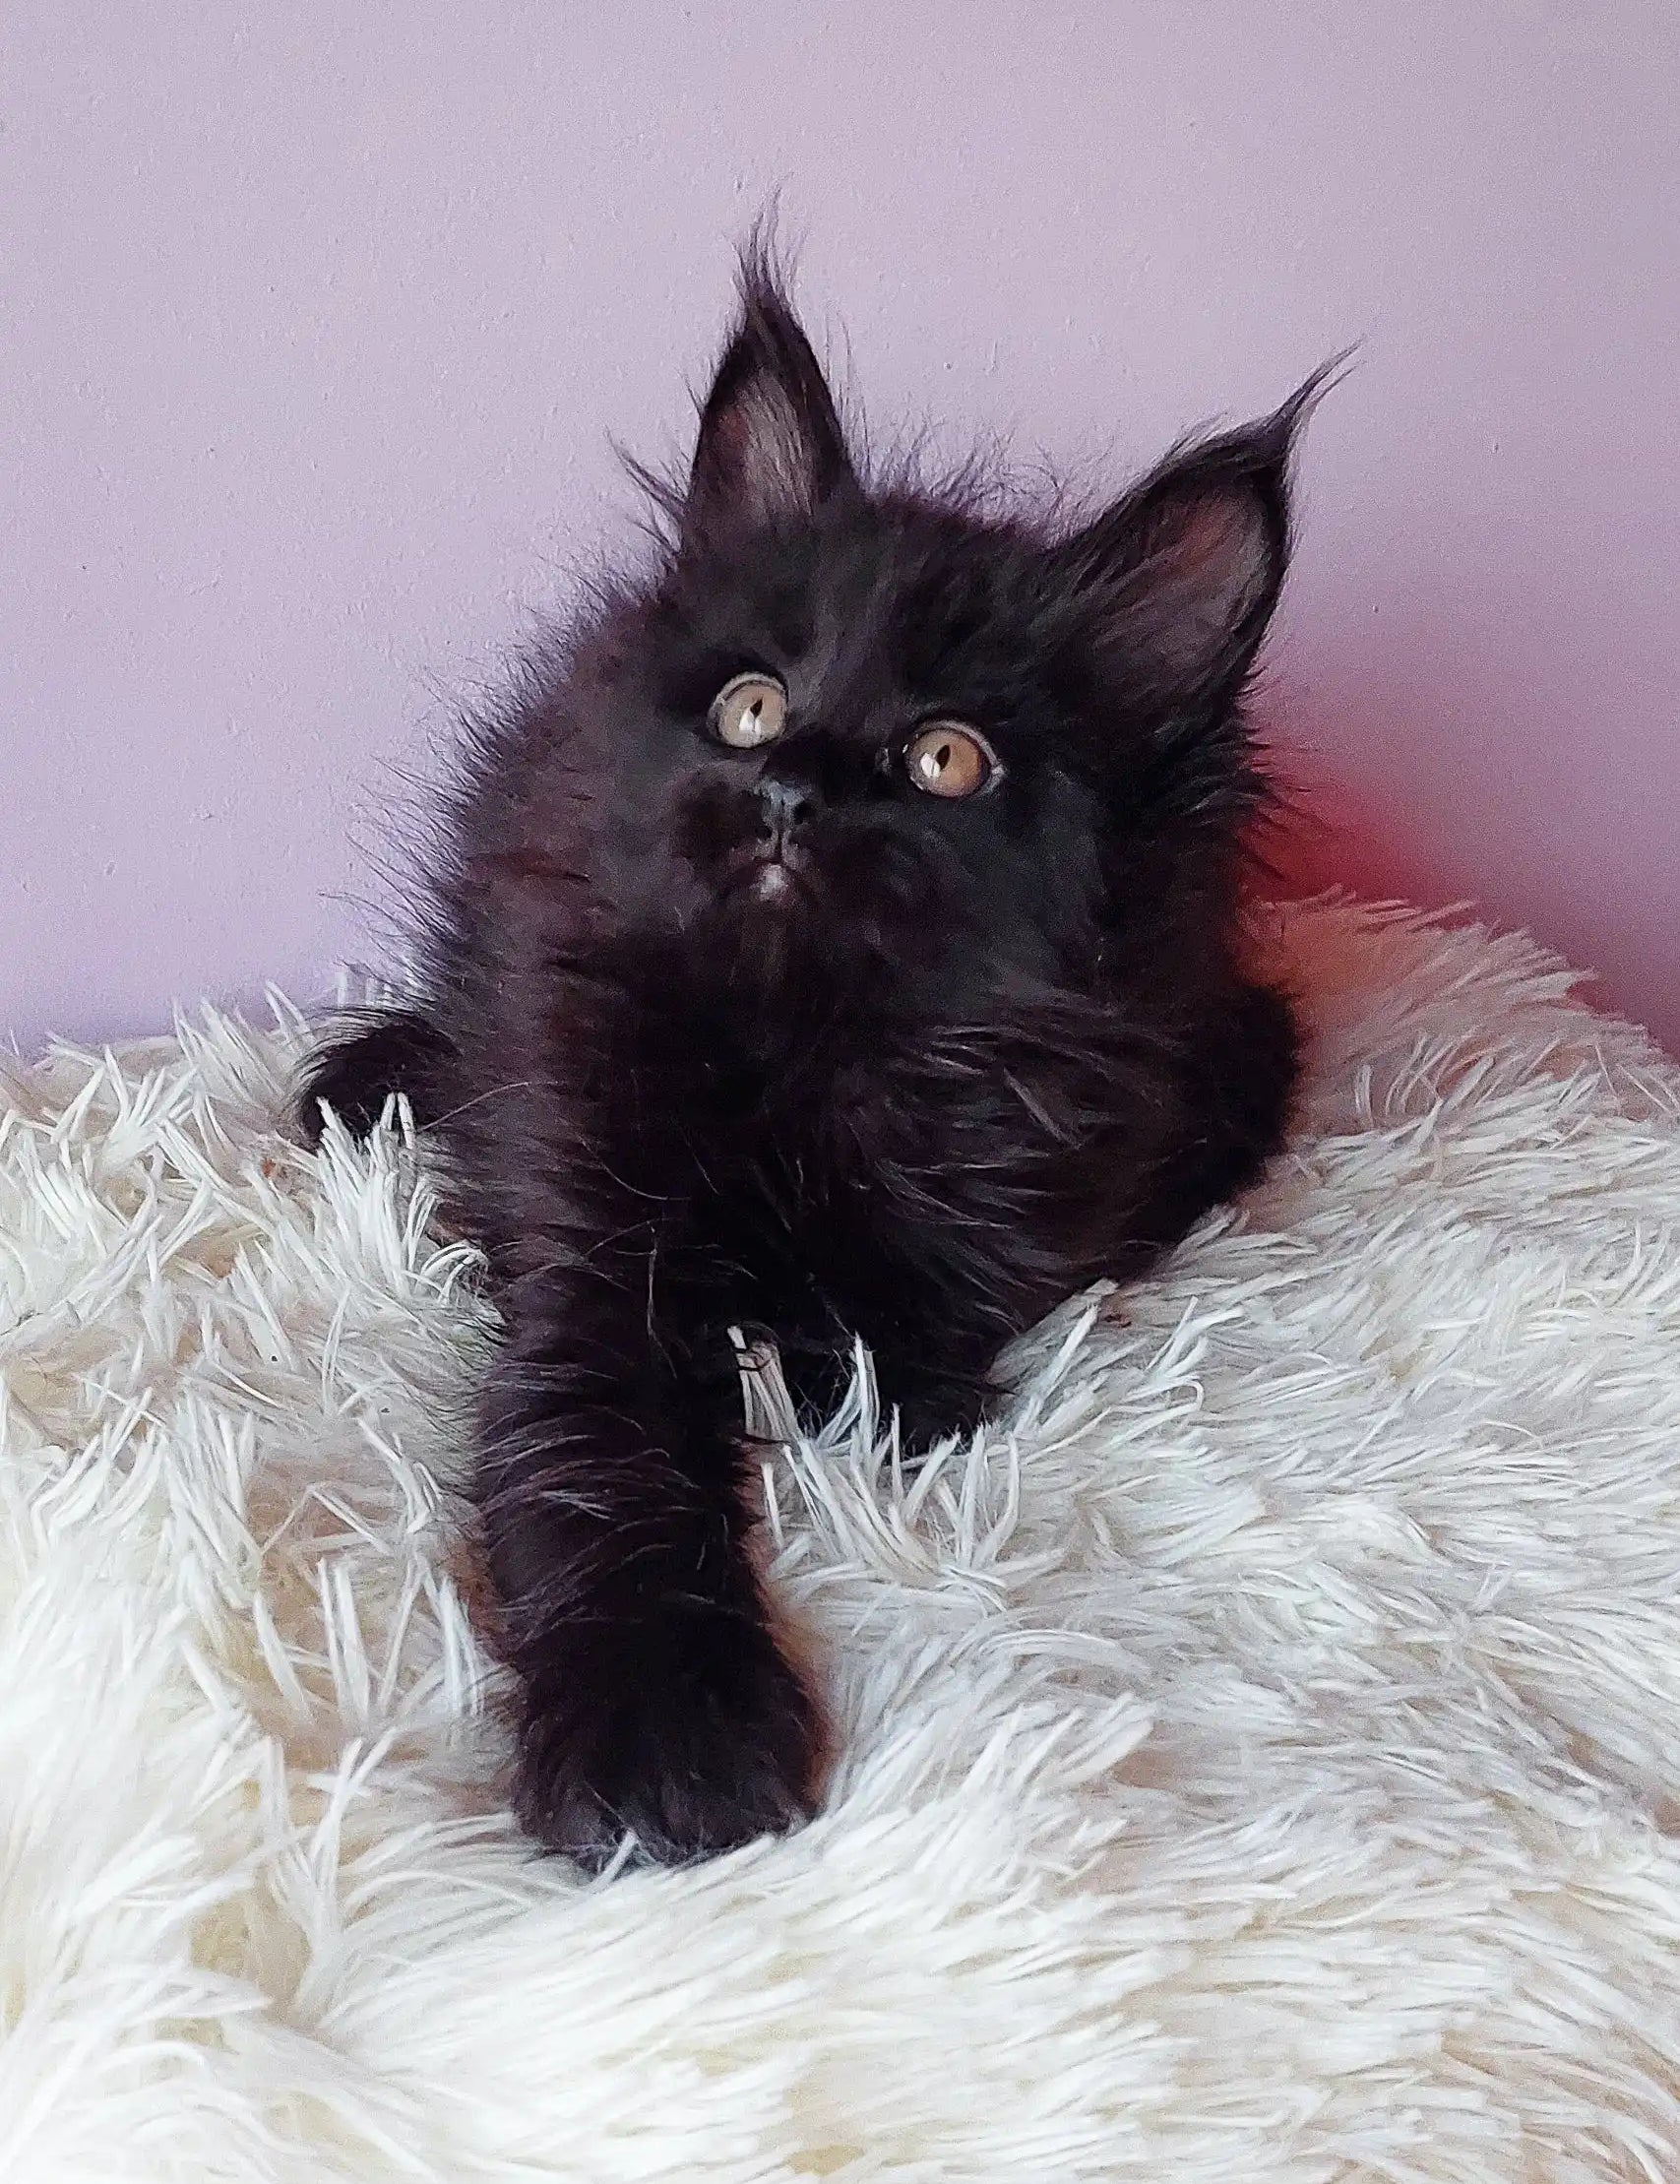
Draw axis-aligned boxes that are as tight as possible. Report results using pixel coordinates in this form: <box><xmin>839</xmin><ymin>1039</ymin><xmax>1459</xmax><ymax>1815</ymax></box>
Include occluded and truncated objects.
<box><xmin>685</xmin><ymin>250</ymin><xmax>854</xmax><ymax>538</ymax></box>
<box><xmin>1060</xmin><ymin>365</ymin><xmax>1338</xmax><ymax>713</ymax></box>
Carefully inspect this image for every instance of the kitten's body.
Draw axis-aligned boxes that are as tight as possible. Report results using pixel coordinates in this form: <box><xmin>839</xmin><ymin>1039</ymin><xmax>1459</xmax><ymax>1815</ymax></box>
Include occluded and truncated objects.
<box><xmin>301</xmin><ymin>254</ymin><xmax>1314</xmax><ymax>1865</ymax></box>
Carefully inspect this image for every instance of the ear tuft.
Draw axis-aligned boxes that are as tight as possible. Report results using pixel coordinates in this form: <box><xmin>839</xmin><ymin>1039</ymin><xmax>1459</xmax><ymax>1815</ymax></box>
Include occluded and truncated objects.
<box><xmin>685</xmin><ymin>239</ymin><xmax>854</xmax><ymax>538</ymax></box>
<box><xmin>1061</xmin><ymin>360</ymin><xmax>1343</xmax><ymax>711</ymax></box>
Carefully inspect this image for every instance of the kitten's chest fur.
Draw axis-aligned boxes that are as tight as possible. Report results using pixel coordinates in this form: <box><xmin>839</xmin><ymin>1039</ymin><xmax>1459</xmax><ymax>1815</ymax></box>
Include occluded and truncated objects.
<box><xmin>565</xmin><ymin>947</ymin><xmax>1297</xmax><ymax>1401</ymax></box>
<box><xmin>616</xmin><ymin>1011</ymin><xmax>906</xmax><ymax>1309</ymax></box>
<box><xmin>593</xmin><ymin>985</ymin><xmax>1101</xmax><ymax>1371</ymax></box>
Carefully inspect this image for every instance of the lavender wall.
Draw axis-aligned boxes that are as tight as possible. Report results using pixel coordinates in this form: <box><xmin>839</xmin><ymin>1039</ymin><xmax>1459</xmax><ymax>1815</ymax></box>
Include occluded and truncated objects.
<box><xmin>6</xmin><ymin>3</ymin><xmax>1677</xmax><ymax>1051</ymax></box>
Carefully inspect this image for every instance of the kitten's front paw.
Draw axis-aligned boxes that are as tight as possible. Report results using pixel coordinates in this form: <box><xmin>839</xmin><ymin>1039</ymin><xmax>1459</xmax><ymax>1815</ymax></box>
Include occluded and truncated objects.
<box><xmin>513</xmin><ymin>1607</ymin><xmax>821</xmax><ymax>1868</ymax></box>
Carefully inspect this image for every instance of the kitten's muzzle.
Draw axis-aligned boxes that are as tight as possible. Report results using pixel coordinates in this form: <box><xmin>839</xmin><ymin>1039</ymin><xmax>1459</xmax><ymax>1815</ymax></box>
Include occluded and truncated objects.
<box><xmin>715</xmin><ymin>778</ymin><xmax>817</xmax><ymax>902</ymax></box>
<box><xmin>754</xmin><ymin>778</ymin><xmax>817</xmax><ymax>845</ymax></box>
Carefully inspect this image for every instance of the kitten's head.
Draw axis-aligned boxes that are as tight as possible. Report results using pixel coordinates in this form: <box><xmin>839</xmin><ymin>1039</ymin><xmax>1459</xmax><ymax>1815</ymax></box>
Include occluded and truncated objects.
<box><xmin>540</xmin><ymin>251</ymin><xmax>1326</xmax><ymax>1025</ymax></box>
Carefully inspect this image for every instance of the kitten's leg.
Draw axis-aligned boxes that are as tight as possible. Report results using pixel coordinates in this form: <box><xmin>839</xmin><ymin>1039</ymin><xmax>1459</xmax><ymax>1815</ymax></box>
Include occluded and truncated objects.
<box><xmin>477</xmin><ymin>1267</ymin><xmax>820</xmax><ymax>1867</ymax></box>
<box><xmin>294</xmin><ymin>1009</ymin><xmax>454</xmax><ymax>1145</ymax></box>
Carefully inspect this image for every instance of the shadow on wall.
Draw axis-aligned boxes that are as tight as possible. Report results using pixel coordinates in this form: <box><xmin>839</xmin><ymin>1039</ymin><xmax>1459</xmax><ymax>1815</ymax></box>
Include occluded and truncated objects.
<box><xmin>1258</xmin><ymin>669</ymin><xmax>1632</xmax><ymax>1037</ymax></box>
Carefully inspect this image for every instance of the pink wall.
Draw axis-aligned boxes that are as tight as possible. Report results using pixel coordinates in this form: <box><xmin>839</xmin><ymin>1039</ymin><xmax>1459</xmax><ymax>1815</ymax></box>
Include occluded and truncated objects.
<box><xmin>6</xmin><ymin>3</ymin><xmax>1678</xmax><ymax>1052</ymax></box>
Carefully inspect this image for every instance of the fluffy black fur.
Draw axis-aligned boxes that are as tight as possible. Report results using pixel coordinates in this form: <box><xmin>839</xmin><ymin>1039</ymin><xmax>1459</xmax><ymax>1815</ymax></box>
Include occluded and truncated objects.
<box><xmin>297</xmin><ymin>249</ymin><xmax>1319</xmax><ymax>1867</ymax></box>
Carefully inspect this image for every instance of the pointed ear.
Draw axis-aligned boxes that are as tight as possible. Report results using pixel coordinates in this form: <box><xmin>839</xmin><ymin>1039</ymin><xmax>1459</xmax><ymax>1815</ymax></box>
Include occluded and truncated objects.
<box><xmin>1059</xmin><ymin>366</ymin><xmax>1336</xmax><ymax>713</ymax></box>
<box><xmin>684</xmin><ymin>250</ymin><xmax>853</xmax><ymax>538</ymax></box>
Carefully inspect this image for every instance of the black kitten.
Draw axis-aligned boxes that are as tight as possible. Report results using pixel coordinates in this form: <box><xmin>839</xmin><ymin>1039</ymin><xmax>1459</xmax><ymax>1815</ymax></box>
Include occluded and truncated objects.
<box><xmin>298</xmin><ymin>248</ymin><xmax>1315</xmax><ymax>1866</ymax></box>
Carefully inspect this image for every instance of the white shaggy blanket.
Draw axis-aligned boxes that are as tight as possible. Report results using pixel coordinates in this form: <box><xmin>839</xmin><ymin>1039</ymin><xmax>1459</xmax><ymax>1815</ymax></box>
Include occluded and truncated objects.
<box><xmin>3</xmin><ymin>898</ymin><xmax>1680</xmax><ymax>2184</ymax></box>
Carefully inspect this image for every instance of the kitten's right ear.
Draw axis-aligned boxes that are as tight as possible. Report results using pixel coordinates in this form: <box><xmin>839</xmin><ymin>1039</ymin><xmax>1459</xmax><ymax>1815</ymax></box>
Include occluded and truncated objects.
<box><xmin>684</xmin><ymin>250</ymin><xmax>854</xmax><ymax>539</ymax></box>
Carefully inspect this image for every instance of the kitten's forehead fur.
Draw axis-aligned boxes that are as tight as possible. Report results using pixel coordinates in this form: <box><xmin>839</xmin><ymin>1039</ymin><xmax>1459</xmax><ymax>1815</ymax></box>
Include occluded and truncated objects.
<box><xmin>661</xmin><ymin>244</ymin><xmax>1328</xmax><ymax>736</ymax></box>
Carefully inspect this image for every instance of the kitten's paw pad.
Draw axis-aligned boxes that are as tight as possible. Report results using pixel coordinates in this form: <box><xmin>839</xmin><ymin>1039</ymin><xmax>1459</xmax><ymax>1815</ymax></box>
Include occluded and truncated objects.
<box><xmin>514</xmin><ymin>1613</ymin><xmax>821</xmax><ymax>1869</ymax></box>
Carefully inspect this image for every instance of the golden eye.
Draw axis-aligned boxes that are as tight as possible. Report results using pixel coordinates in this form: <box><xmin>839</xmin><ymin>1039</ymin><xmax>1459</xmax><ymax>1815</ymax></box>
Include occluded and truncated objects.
<box><xmin>710</xmin><ymin>672</ymin><xmax>788</xmax><ymax>750</ymax></box>
<box><xmin>903</xmin><ymin>721</ymin><xmax>998</xmax><ymax>798</ymax></box>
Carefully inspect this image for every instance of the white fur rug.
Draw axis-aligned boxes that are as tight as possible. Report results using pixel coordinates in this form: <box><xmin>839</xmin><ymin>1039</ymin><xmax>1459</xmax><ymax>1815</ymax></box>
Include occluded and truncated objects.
<box><xmin>3</xmin><ymin>898</ymin><xmax>1680</xmax><ymax>2183</ymax></box>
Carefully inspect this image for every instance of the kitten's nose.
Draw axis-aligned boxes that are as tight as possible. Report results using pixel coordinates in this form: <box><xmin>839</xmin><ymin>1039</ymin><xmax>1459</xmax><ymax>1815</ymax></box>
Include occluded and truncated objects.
<box><xmin>755</xmin><ymin>779</ymin><xmax>816</xmax><ymax>839</ymax></box>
